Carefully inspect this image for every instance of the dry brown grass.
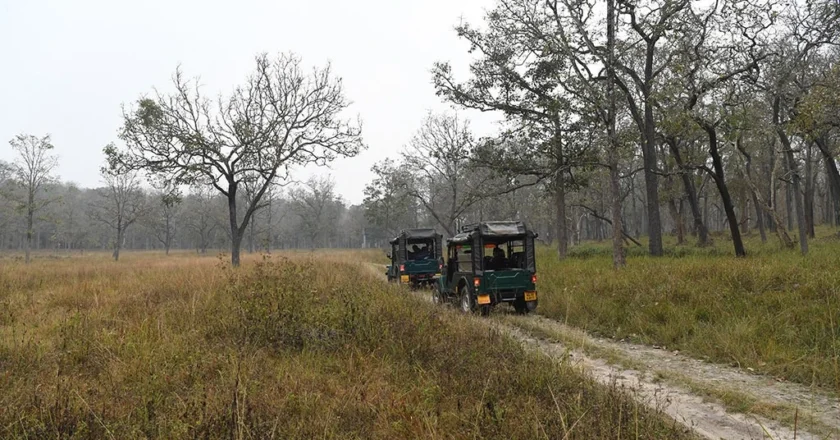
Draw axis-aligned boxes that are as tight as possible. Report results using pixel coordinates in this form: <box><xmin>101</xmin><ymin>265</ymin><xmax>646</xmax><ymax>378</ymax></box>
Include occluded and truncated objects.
<box><xmin>0</xmin><ymin>250</ymin><xmax>691</xmax><ymax>439</ymax></box>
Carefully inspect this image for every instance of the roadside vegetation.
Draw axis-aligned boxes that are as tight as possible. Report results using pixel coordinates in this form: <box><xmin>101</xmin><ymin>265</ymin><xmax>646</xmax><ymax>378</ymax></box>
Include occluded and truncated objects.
<box><xmin>536</xmin><ymin>227</ymin><xmax>840</xmax><ymax>393</ymax></box>
<box><xmin>0</xmin><ymin>251</ymin><xmax>691</xmax><ymax>439</ymax></box>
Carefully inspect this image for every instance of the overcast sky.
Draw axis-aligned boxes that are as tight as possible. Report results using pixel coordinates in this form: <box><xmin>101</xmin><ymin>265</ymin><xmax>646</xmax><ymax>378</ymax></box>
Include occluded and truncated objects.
<box><xmin>0</xmin><ymin>0</ymin><xmax>499</xmax><ymax>205</ymax></box>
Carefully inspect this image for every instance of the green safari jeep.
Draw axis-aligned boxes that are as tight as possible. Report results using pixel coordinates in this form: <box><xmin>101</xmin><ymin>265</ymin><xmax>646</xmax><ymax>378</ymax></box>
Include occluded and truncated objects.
<box><xmin>435</xmin><ymin>221</ymin><xmax>538</xmax><ymax>316</ymax></box>
<box><xmin>386</xmin><ymin>228</ymin><xmax>443</xmax><ymax>289</ymax></box>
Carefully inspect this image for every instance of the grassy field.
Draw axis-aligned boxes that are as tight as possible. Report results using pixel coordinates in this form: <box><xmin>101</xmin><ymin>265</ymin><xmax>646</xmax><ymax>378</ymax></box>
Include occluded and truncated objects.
<box><xmin>0</xmin><ymin>251</ymin><xmax>690</xmax><ymax>439</ymax></box>
<box><xmin>537</xmin><ymin>226</ymin><xmax>840</xmax><ymax>393</ymax></box>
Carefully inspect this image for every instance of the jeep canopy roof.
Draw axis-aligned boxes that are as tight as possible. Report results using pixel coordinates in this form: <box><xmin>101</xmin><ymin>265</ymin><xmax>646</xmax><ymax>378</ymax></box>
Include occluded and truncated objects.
<box><xmin>448</xmin><ymin>221</ymin><xmax>532</xmax><ymax>244</ymax></box>
<box><xmin>389</xmin><ymin>228</ymin><xmax>440</xmax><ymax>244</ymax></box>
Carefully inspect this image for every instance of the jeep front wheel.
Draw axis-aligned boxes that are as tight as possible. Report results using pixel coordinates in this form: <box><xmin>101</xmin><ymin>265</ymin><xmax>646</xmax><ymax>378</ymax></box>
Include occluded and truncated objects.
<box><xmin>432</xmin><ymin>286</ymin><xmax>444</xmax><ymax>305</ymax></box>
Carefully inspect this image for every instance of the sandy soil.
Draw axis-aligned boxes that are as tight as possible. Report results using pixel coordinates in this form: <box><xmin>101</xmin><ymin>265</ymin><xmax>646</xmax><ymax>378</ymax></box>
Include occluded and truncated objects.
<box><xmin>497</xmin><ymin>316</ymin><xmax>838</xmax><ymax>440</ymax></box>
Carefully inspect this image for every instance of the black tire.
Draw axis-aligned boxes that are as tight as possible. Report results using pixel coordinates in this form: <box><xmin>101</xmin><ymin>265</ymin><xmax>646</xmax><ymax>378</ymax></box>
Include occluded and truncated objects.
<box><xmin>459</xmin><ymin>287</ymin><xmax>475</xmax><ymax>314</ymax></box>
<box><xmin>513</xmin><ymin>299</ymin><xmax>529</xmax><ymax>314</ymax></box>
<box><xmin>527</xmin><ymin>300</ymin><xmax>538</xmax><ymax>312</ymax></box>
<box><xmin>432</xmin><ymin>286</ymin><xmax>444</xmax><ymax>305</ymax></box>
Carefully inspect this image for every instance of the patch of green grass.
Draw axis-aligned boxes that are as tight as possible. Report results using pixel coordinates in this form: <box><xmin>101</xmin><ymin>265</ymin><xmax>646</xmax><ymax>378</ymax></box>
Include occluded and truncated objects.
<box><xmin>538</xmin><ymin>226</ymin><xmax>840</xmax><ymax>393</ymax></box>
<box><xmin>0</xmin><ymin>251</ymin><xmax>690</xmax><ymax>439</ymax></box>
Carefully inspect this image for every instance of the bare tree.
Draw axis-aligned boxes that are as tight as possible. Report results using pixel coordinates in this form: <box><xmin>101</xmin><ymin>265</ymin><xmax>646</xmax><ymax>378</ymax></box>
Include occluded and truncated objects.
<box><xmin>290</xmin><ymin>176</ymin><xmax>339</xmax><ymax>248</ymax></box>
<box><xmin>54</xmin><ymin>184</ymin><xmax>89</xmax><ymax>251</ymax></box>
<box><xmin>541</xmin><ymin>0</ymin><xmax>689</xmax><ymax>256</ymax></box>
<box><xmin>401</xmin><ymin>113</ymin><xmax>494</xmax><ymax>236</ymax></box>
<box><xmin>433</xmin><ymin>12</ymin><xmax>574</xmax><ymax>257</ymax></box>
<box><xmin>183</xmin><ymin>185</ymin><xmax>221</xmax><ymax>254</ymax></box>
<box><xmin>761</xmin><ymin>1</ymin><xmax>840</xmax><ymax>254</ymax></box>
<box><xmin>149</xmin><ymin>183</ymin><xmax>181</xmax><ymax>255</ymax></box>
<box><xmin>606</xmin><ymin>0</ymin><xmax>626</xmax><ymax>267</ymax></box>
<box><xmin>364</xmin><ymin>159</ymin><xmax>423</xmax><ymax>241</ymax></box>
<box><xmin>110</xmin><ymin>52</ymin><xmax>364</xmax><ymax>266</ymax></box>
<box><xmin>90</xmin><ymin>169</ymin><xmax>146</xmax><ymax>261</ymax></box>
<box><xmin>9</xmin><ymin>134</ymin><xmax>59</xmax><ymax>263</ymax></box>
<box><xmin>258</xmin><ymin>187</ymin><xmax>289</xmax><ymax>253</ymax></box>
<box><xmin>0</xmin><ymin>161</ymin><xmax>17</xmax><ymax>247</ymax></box>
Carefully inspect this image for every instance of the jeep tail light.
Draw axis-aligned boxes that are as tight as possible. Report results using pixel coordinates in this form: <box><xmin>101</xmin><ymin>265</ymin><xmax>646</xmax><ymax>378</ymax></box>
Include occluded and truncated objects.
<box><xmin>474</xmin><ymin>277</ymin><xmax>481</xmax><ymax>288</ymax></box>
<box><xmin>399</xmin><ymin>264</ymin><xmax>405</xmax><ymax>272</ymax></box>
<box><xmin>531</xmin><ymin>274</ymin><xmax>537</xmax><ymax>284</ymax></box>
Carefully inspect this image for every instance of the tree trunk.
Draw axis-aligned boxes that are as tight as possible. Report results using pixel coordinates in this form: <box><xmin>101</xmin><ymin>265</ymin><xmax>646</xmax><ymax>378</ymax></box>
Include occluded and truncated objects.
<box><xmin>704</xmin><ymin>124</ymin><xmax>746</xmax><ymax>257</ymax></box>
<box><xmin>779</xmin><ymin>129</ymin><xmax>809</xmax><ymax>255</ymax></box>
<box><xmin>266</xmin><ymin>197</ymin><xmax>273</xmax><ymax>254</ymax></box>
<box><xmin>735</xmin><ymin>136</ymin><xmax>767</xmax><ymax>243</ymax></box>
<box><xmin>165</xmin><ymin>216</ymin><xmax>171</xmax><ymax>255</ymax></box>
<box><xmin>630</xmin><ymin>177</ymin><xmax>639</xmax><ymax>236</ymax></box>
<box><xmin>740</xmin><ymin>193</ymin><xmax>750</xmax><ymax>235</ymax></box>
<box><xmin>767</xmin><ymin>151</ymin><xmax>777</xmax><ymax>232</ymax></box>
<box><xmin>746</xmin><ymin>159</ymin><xmax>794</xmax><ymax>248</ymax></box>
<box><xmin>816</xmin><ymin>137</ymin><xmax>840</xmax><ymax>225</ymax></box>
<box><xmin>555</xmin><ymin>183</ymin><xmax>568</xmax><ymax>259</ymax></box>
<box><xmin>773</xmin><ymin>92</ymin><xmax>807</xmax><ymax>253</ymax></box>
<box><xmin>668</xmin><ymin>199</ymin><xmax>685</xmax><ymax>245</ymax></box>
<box><xmin>733</xmin><ymin>136</ymin><xmax>767</xmax><ymax>243</ymax></box>
<box><xmin>804</xmin><ymin>142</ymin><xmax>816</xmax><ymax>238</ymax></box>
<box><xmin>228</xmin><ymin>184</ymin><xmax>242</xmax><ymax>267</ymax></box>
<box><xmin>666</xmin><ymin>139</ymin><xmax>711</xmax><ymax>246</ymax></box>
<box><xmin>785</xmin><ymin>180</ymin><xmax>794</xmax><ymax>231</ymax></box>
<box><xmin>553</xmin><ymin>124</ymin><xmax>568</xmax><ymax>260</ymax></box>
<box><xmin>607</xmin><ymin>0</ymin><xmax>625</xmax><ymax>268</ymax></box>
<box><xmin>752</xmin><ymin>191</ymin><xmax>767</xmax><ymax>243</ymax></box>
<box><xmin>642</xmin><ymin>113</ymin><xmax>663</xmax><ymax>255</ymax></box>
<box><xmin>638</xmin><ymin>41</ymin><xmax>664</xmax><ymax>256</ymax></box>
<box><xmin>25</xmin><ymin>201</ymin><xmax>33</xmax><ymax>264</ymax></box>
<box><xmin>113</xmin><ymin>221</ymin><xmax>122</xmax><ymax>262</ymax></box>
<box><xmin>248</xmin><ymin>215</ymin><xmax>255</xmax><ymax>253</ymax></box>
<box><xmin>231</xmin><ymin>230</ymin><xmax>243</xmax><ymax>267</ymax></box>
<box><xmin>826</xmin><ymin>186</ymin><xmax>832</xmax><ymax>226</ymax></box>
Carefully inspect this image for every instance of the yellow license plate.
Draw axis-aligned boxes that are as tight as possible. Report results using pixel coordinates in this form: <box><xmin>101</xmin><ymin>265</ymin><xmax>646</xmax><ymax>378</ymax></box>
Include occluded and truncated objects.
<box><xmin>400</xmin><ymin>275</ymin><xmax>410</xmax><ymax>283</ymax></box>
<box><xmin>477</xmin><ymin>294</ymin><xmax>491</xmax><ymax>305</ymax></box>
<box><xmin>524</xmin><ymin>291</ymin><xmax>537</xmax><ymax>302</ymax></box>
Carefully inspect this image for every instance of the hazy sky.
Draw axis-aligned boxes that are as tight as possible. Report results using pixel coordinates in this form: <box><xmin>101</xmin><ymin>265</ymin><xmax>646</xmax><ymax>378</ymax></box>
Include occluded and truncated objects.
<box><xmin>0</xmin><ymin>0</ymin><xmax>499</xmax><ymax>205</ymax></box>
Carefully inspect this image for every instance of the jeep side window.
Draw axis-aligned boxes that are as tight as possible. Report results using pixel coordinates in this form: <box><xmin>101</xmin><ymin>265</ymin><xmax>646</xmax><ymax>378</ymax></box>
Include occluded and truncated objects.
<box><xmin>457</xmin><ymin>246</ymin><xmax>472</xmax><ymax>272</ymax></box>
<box><xmin>447</xmin><ymin>248</ymin><xmax>457</xmax><ymax>280</ymax></box>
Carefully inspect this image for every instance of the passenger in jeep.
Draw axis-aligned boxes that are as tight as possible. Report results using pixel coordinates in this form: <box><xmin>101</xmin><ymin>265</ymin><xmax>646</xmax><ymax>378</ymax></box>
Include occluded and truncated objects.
<box><xmin>491</xmin><ymin>246</ymin><xmax>506</xmax><ymax>270</ymax></box>
<box><xmin>409</xmin><ymin>243</ymin><xmax>430</xmax><ymax>260</ymax></box>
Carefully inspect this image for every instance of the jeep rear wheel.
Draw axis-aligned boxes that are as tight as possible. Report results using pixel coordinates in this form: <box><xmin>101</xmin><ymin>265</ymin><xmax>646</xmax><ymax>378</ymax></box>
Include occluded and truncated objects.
<box><xmin>513</xmin><ymin>299</ymin><xmax>529</xmax><ymax>314</ymax></box>
<box><xmin>460</xmin><ymin>289</ymin><xmax>474</xmax><ymax>314</ymax></box>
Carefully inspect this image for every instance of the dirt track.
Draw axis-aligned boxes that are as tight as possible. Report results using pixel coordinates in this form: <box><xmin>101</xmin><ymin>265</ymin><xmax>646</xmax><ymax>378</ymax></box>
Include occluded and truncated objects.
<box><xmin>497</xmin><ymin>315</ymin><xmax>838</xmax><ymax>440</ymax></box>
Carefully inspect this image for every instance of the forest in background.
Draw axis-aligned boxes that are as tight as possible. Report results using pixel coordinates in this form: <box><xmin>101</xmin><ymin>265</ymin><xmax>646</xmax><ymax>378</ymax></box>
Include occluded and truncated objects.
<box><xmin>0</xmin><ymin>159</ymin><xmax>367</xmax><ymax>256</ymax></box>
<box><xmin>4</xmin><ymin>0</ymin><xmax>839</xmax><ymax>266</ymax></box>
<box><xmin>363</xmin><ymin>0</ymin><xmax>840</xmax><ymax>264</ymax></box>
